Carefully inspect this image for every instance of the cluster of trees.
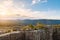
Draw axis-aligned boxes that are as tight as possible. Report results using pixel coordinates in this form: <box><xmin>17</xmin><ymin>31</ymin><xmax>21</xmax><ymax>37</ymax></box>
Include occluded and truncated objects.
<box><xmin>21</xmin><ymin>23</ymin><xmax>48</xmax><ymax>30</ymax></box>
<box><xmin>52</xmin><ymin>24</ymin><xmax>60</xmax><ymax>28</ymax></box>
<box><xmin>21</xmin><ymin>23</ymin><xmax>60</xmax><ymax>31</ymax></box>
<box><xmin>1</xmin><ymin>22</ymin><xmax>60</xmax><ymax>33</ymax></box>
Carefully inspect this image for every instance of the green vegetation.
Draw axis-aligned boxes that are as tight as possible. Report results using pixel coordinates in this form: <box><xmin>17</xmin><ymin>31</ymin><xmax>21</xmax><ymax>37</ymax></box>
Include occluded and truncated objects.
<box><xmin>21</xmin><ymin>23</ymin><xmax>60</xmax><ymax>30</ymax></box>
<box><xmin>21</xmin><ymin>23</ymin><xmax>47</xmax><ymax>30</ymax></box>
<box><xmin>0</xmin><ymin>22</ymin><xmax>60</xmax><ymax>33</ymax></box>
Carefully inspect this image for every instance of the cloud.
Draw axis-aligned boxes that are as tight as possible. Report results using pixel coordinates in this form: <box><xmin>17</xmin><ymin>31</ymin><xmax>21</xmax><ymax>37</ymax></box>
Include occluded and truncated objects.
<box><xmin>32</xmin><ymin>0</ymin><xmax>40</xmax><ymax>5</ymax></box>
<box><xmin>32</xmin><ymin>0</ymin><xmax>47</xmax><ymax>5</ymax></box>
<box><xmin>0</xmin><ymin>0</ymin><xmax>45</xmax><ymax>19</ymax></box>
<box><xmin>0</xmin><ymin>0</ymin><xmax>60</xmax><ymax>20</ymax></box>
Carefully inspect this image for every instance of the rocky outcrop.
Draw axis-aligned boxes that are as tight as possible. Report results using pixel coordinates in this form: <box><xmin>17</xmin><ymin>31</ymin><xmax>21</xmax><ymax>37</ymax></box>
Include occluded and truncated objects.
<box><xmin>0</xmin><ymin>28</ymin><xmax>60</xmax><ymax>40</ymax></box>
<box><xmin>0</xmin><ymin>31</ymin><xmax>24</xmax><ymax>40</ymax></box>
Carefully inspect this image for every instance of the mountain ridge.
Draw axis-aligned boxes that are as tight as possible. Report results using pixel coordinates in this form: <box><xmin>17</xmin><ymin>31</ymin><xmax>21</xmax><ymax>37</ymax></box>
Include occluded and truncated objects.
<box><xmin>0</xmin><ymin>19</ymin><xmax>60</xmax><ymax>26</ymax></box>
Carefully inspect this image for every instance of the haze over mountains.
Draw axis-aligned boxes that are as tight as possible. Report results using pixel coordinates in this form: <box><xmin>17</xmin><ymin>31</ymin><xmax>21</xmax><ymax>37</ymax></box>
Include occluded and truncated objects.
<box><xmin>0</xmin><ymin>19</ymin><xmax>60</xmax><ymax>26</ymax></box>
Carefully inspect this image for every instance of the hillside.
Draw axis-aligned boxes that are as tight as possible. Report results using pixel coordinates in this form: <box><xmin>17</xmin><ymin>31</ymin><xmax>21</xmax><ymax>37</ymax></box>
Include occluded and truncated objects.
<box><xmin>0</xmin><ymin>19</ymin><xmax>60</xmax><ymax>26</ymax></box>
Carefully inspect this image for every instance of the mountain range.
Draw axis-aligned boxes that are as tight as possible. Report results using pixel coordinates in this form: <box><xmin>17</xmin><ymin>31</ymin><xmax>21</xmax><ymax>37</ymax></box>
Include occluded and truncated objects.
<box><xmin>0</xmin><ymin>19</ymin><xmax>60</xmax><ymax>26</ymax></box>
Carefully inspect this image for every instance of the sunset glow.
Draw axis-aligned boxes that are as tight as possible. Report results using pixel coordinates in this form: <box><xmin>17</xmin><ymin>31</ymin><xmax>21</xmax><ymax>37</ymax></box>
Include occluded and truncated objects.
<box><xmin>0</xmin><ymin>0</ymin><xmax>60</xmax><ymax>19</ymax></box>
<box><xmin>0</xmin><ymin>0</ymin><xmax>12</xmax><ymax>18</ymax></box>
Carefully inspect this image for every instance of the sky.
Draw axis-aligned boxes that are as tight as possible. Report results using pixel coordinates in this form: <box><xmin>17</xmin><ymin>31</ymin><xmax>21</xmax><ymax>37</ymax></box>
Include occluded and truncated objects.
<box><xmin>0</xmin><ymin>0</ymin><xmax>60</xmax><ymax>20</ymax></box>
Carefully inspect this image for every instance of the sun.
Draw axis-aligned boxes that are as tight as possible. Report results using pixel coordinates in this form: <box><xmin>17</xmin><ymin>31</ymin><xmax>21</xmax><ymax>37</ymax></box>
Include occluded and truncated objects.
<box><xmin>1</xmin><ymin>12</ymin><xmax>6</xmax><ymax>16</ymax></box>
<box><xmin>0</xmin><ymin>9</ymin><xmax>7</xmax><ymax>17</ymax></box>
<box><xmin>0</xmin><ymin>0</ymin><xmax>13</xmax><ymax>18</ymax></box>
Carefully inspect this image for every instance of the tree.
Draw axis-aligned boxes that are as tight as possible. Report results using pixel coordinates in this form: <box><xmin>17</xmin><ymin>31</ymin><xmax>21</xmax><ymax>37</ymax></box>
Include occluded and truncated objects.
<box><xmin>36</xmin><ymin>23</ymin><xmax>45</xmax><ymax>29</ymax></box>
<box><xmin>29</xmin><ymin>24</ymin><xmax>34</xmax><ymax>29</ymax></box>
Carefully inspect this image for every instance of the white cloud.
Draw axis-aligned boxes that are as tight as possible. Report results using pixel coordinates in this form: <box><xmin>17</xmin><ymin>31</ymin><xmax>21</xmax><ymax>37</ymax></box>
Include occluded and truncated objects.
<box><xmin>32</xmin><ymin>0</ymin><xmax>47</xmax><ymax>5</ymax></box>
<box><xmin>43</xmin><ymin>10</ymin><xmax>60</xmax><ymax>19</ymax></box>
<box><xmin>0</xmin><ymin>0</ymin><xmax>60</xmax><ymax>20</ymax></box>
<box><xmin>32</xmin><ymin>0</ymin><xmax>40</xmax><ymax>5</ymax></box>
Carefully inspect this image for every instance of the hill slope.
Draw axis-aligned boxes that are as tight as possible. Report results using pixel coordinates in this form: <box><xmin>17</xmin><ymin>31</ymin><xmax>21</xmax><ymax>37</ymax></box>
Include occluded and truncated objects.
<box><xmin>0</xmin><ymin>19</ymin><xmax>60</xmax><ymax>26</ymax></box>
